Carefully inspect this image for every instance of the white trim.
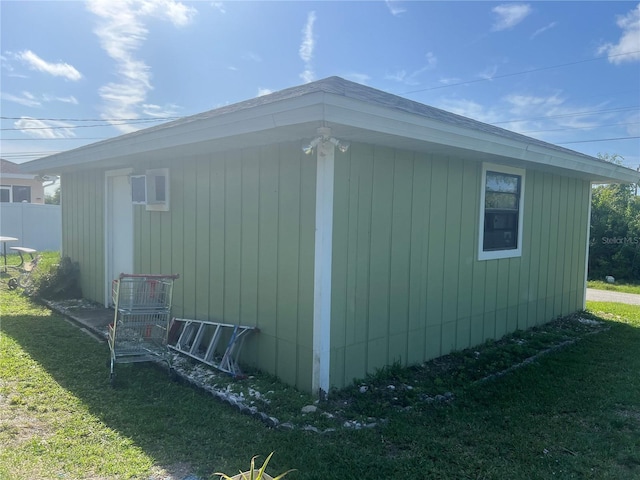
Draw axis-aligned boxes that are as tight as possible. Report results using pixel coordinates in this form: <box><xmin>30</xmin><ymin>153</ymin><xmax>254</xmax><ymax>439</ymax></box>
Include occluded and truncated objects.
<box><xmin>478</xmin><ymin>163</ymin><xmax>526</xmax><ymax>261</ymax></box>
<box><xmin>0</xmin><ymin>185</ymin><xmax>11</xmax><ymax>203</ymax></box>
<box><xmin>312</xmin><ymin>141</ymin><xmax>334</xmax><ymax>396</ymax></box>
<box><xmin>583</xmin><ymin>185</ymin><xmax>593</xmax><ymax>309</ymax></box>
<box><xmin>104</xmin><ymin>168</ymin><xmax>133</xmax><ymax>306</ymax></box>
<box><xmin>0</xmin><ymin>173</ymin><xmax>37</xmax><ymax>180</ymax></box>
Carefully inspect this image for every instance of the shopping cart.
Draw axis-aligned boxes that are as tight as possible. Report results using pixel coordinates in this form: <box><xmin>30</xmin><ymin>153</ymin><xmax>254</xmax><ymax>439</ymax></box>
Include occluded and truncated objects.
<box><xmin>108</xmin><ymin>273</ymin><xmax>179</xmax><ymax>386</ymax></box>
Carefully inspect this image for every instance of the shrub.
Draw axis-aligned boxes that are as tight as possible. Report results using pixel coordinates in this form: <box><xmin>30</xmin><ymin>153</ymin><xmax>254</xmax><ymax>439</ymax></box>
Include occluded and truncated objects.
<box><xmin>31</xmin><ymin>256</ymin><xmax>82</xmax><ymax>300</ymax></box>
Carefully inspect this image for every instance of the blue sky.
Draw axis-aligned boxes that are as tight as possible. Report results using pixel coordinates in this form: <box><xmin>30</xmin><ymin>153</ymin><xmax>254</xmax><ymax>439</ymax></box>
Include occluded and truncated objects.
<box><xmin>1</xmin><ymin>1</ymin><xmax>639</xmax><ymax>173</ymax></box>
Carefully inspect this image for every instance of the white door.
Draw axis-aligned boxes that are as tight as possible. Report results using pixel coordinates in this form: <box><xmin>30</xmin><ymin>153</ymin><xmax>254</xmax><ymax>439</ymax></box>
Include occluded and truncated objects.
<box><xmin>105</xmin><ymin>171</ymin><xmax>133</xmax><ymax>306</ymax></box>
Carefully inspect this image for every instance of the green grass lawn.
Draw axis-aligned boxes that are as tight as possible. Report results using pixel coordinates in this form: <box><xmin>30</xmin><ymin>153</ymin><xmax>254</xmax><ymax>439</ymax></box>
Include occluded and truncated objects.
<box><xmin>588</xmin><ymin>280</ymin><xmax>640</xmax><ymax>295</ymax></box>
<box><xmin>1</xmin><ymin>280</ymin><xmax>640</xmax><ymax>479</ymax></box>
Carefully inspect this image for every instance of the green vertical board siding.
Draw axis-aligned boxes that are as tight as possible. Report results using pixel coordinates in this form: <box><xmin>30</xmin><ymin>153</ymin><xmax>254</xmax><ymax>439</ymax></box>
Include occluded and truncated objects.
<box><xmin>170</xmin><ymin>162</ymin><xmax>185</xmax><ymax>316</ymax></box>
<box><xmin>525</xmin><ymin>171</ymin><xmax>543</xmax><ymax>328</ymax></box>
<box><xmin>546</xmin><ymin>175</ymin><xmax>561</xmax><ymax>320</ymax></box>
<box><xmin>426</xmin><ymin>156</ymin><xmax>447</xmax><ymax>352</ymax></box>
<box><xmin>127</xmin><ymin>143</ymin><xmax>315</xmax><ymax>390</ymax></box>
<box><xmin>329</xmin><ymin>144</ymin><xmax>593</xmax><ymax>390</ymax></box>
<box><xmin>60</xmin><ymin>171</ymin><xmax>104</xmax><ymax>303</ymax></box>
<box><xmin>195</xmin><ymin>157</ymin><xmax>212</xmax><ymax>320</ymax></box>
<box><xmin>408</xmin><ymin>155</ymin><xmax>431</xmax><ymax>364</ymax></box>
<box><xmin>256</xmin><ymin>146</ymin><xmax>279</xmax><ymax>374</ymax></box>
<box><xmin>367</xmin><ymin>146</ymin><xmax>394</xmax><ymax>372</ymax></box>
<box><xmin>209</xmin><ymin>155</ymin><xmax>226</xmax><ymax>320</ymax></box>
<box><xmin>555</xmin><ymin>176</ymin><xmax>569</xmax><ymax>316</ymax></box>
<box><xmin>388</xmin><ymin>150</ymin><xmax>413</xmax><ymax>365</ymax></box>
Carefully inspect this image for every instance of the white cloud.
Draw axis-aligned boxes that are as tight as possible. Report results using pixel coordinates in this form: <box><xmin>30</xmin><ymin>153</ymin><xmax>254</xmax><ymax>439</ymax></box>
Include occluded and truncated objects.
<box><xmin>437</xmin><ymin>98</ymin><xmax>502</xmax><ymax>125</ymax></box>
<box><xmin>242</xmin><ymin>52</ymin><xmax>262</xmax><ymax>62</ymax></box>
<box><xmin>142</xmin><ymin>103</ymin><xmax>180</xmax><ymax>118</ymax></box>
<box><xmin>531</xmin><ymin>21</ymin><xmax>558</xmax><ymax>39</ymax></box>
<box><xmin>42</xmin><ymin>94</ymin><xmax>79</xmax><ymax>105</ymax></box>
<box><xmin>385</xmin><ymin>0</ymin><xmax>406</xmax><ymax>17</ymax></box>
<box><xmin>492</xmin><ymin>4</ymin><xmax>532</xmax><ymax>31</ymax></box>
<box><xmin>598</xmin><ymin>3</ymin><xmax>640</xmax><ymax>64</ymax></box>
<box><xmin>436</xmin><ymin>92</ymin><xmax>616</xmax><ymax>145</ymax></box>
<box><xmin>16</xmin><ymin>50</ymin><xmax>82</xmax><ymax>81</ymax></box>
<box><xmin>257</xmin><ymin>88</ymin><xmax>273</xmax><ymax>97</ymax></box>
<box><xmin>86</xmin><ymin>0</ymin><xmax>196</xmax><ymax>133</ymax></box>
<box><xmin>14</xmin><ymin>117</ymin><xmax>76</xmax><ymax>139</ymax></box>
<box><xmin>211</xmin><ymin>2</ymin><xmax>225</xmax><ymax>14</ymax></box>
<box><xmin>625</xmin><ymin>111</ymin><xmax>640</xmax><ymax>136</ymax></box>
<box><xmin>2</xmin><ymin>91</ymin><xmax>80</xmax><ymax>107</ymax></box>
<box><xmin>1</xmin><ymin>92</ymin><xmax>41</xmax><ymax>107</ymax></box>
<box><xmin>477</xmin><ymin>65</ymin><xmax>499</xmax><ymax>80</ymax></box>
<box><xmin>386</xmin><ymin>52</ymin><xmax>437</xmax><ymax>85</ymax></box>
<box><xmin>299</xmin><ymin>11</ymin><xmax>317</xmax><ymax>83</ymax></box>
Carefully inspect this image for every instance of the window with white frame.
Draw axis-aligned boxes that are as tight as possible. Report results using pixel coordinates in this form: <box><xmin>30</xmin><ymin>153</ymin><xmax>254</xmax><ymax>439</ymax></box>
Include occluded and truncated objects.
<box><xmin>478</xmin><ymin>163</ymin><xmax>525</xmax><ymax>261</ymax></box>
<box><xmin>130</xmin><ymin>168</ymin><xmax>170</xmax><ymax>211</ymax></box>
<box><xmin>0</xmin><ymin>185</ymin><xmax>31</xmax><ymax>203</ymax></box>
<box><xmin>12</xmin><ymin>185</ymin><xmax>31</xmax><ymax>203</ymax></box>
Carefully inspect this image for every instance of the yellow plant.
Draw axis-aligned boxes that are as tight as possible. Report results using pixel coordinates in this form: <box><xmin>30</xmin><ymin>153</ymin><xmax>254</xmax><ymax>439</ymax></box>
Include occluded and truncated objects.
<box><xmin>215</xmin><ymin>452</ymin><xmax>294</xmax><ymax>480</ymax></box>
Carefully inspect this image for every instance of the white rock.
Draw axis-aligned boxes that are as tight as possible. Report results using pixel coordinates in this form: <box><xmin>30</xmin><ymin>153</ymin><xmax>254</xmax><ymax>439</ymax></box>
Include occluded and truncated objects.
<box><xmin>301</xmin><ymin>405</ymin><xmax>318</xmax><ymax>414</ymax></box>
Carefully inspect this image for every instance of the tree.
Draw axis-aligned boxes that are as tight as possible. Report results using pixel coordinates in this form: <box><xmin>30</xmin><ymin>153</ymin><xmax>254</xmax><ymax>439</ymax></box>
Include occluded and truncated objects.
<box><xmin>588</xmin><ymin>154</ymin><xmax>640</xmax><ymax>282</ymax></box>
<box><xmin>45</xmin><ymin>187</ymin><xmax>60</xmax><ymax>205</ymax></box>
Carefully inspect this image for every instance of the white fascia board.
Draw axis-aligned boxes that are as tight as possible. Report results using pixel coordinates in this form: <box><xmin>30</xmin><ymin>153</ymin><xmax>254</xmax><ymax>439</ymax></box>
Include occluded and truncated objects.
<box><xmin>322</xmin><ymin>96</ymin><xmax>639</xmax><ymax>184</ymax></box>
<box><xmin>21</xmin><ymin>94</ymin><xmax>328</xmax><ymax>173</ymax></box>
<box><xmin>0</xmin><ymin>173</ymin><xmax>37</xmax><ymax>180</ymax></box>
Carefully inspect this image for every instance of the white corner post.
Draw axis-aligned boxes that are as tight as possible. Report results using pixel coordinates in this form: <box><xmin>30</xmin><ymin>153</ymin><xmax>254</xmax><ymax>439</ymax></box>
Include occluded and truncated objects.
<box><xmin>312</xmin><ymin>137</ymin><xmax>335</xmax><ymax>398</ymax></box>
<box><xmin>583</xmin><ymin>184</ymin><xmax>593</xmax><ymax>310</ymax></box>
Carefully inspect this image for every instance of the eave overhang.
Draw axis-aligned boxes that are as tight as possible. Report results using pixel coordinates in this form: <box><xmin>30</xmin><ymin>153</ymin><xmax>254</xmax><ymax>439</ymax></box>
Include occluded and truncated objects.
<box><xmin>20</xmin><ymin>84</ymin><xmax>640</xmax><ymax>185</ymax></box>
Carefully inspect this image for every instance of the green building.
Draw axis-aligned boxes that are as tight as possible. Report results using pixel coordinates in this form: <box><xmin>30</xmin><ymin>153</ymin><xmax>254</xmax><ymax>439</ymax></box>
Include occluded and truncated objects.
<box><xmin>23</xmin><ymin>77</ymin><xmax>639</xmax><ymax>395</ymax></box>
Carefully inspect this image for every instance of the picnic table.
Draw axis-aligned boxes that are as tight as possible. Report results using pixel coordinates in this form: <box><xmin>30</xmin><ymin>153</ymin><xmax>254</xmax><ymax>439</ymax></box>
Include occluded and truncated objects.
<box><xmin>0</xmin><ymin>236</ymin><xmax>18</xmax><ymax>272</ymax></box>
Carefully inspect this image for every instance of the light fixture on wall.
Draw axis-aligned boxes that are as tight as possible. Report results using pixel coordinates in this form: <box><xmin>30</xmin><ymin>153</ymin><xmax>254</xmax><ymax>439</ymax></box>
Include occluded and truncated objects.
<box><xmin>302</xmin><ymin>127</ymin><xmax>350</xmax><ymax>155</ymax></box>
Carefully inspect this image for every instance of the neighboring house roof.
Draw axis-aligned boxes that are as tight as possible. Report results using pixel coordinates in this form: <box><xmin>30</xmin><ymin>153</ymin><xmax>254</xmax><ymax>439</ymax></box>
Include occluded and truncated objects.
<box><xmin>20</xmin><ymin>76</ymin><xmax>639</xmax><ymax>184</ymax></box>
<box><xmin>0</xmin><ymin>158</ymin><xmax>37</xmax><ymax>180</ymax></box>
<box><xmin>1</xmin><ymin>158</ymin><xmax>24</xmax><ymax>174</ymax></box>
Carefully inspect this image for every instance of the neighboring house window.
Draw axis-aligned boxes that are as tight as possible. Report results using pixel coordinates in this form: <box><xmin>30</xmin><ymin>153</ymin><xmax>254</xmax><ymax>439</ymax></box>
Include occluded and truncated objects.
<box><xmin>478</xmin><ymin>163</ymin><xmax>525</xmax><ymax>261</ymax></box>
<box><xmin>12</xmin><ymin>186</ymin><xmax>31</xmax><ymax>203</ymax></box>
<box><xmin>0</xmin><ymin>185</ymin><xmax>32</xmax><ymax>203</ymax></box>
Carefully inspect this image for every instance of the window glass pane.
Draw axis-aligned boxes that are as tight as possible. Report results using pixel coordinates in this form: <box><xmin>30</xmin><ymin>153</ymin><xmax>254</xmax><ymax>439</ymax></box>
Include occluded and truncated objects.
<box><xmin>485</xmin><ymin>172</ymin><xmax>520</xmax><ymax>193</ymax></box>
<box><xmin>482</xmin><ymin>169</ymin><xmax>522</xmax><ymax>254</ymax></box>
<box><xmin>0</xmin><ymin>187</ymin><xmax>10</xmax><ymax>203</ymax></box>
<box><xmin>12</xmin><ymin>186</ymin><xmax>30</xmax><ymax>203</ymax></box>
<box><xmin>485</xmin><ymin>192</ymin><xmax>518</xmax><ymax>210</ymax></box>
<box><xmin>154</xmin><ymin>175</ymin><xmax>166</xmax><ymax>202</ymax></box>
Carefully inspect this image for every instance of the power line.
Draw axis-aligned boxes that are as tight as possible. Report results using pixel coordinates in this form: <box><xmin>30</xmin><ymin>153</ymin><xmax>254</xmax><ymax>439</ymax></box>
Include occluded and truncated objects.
<box><xmin>557</xmin><ymin>136</ymin><xmax>640</xmax><ymax>145</ymax></box>
<box><xmin>0</xmin><ymin>115</ymin><xmax>181</xmax><ymax>122</ymax></box>
<box><xmin>400</xmin><ymin>50</ymin><xmax>640</xmax><ymax>95</ymax></box>
<box><xmin>1</xmin><ymin>137</ymin><xmax>109</xmax><ymax>141</ymax></box>
<box><xmin>490</xmin><ymin>106</ymin><xmax>640</xmax><ymax>125</ymax></box>
<box><xmin>0</xmin><ymin>118</ymin><xmax>167</xmax><ymax>131</ymax></box>
<box><xmin>520</xmin><ymin>121</ymin><xmax>640</xmax><ymax>135</ymax></box>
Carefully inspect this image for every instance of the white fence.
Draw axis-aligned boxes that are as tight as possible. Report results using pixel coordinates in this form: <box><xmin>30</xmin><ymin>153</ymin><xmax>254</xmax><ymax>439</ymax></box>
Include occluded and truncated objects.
<box><xmin>0</xmin><ymin>203</ymin><xmax>61</xmax><ymax>252</ymax></box>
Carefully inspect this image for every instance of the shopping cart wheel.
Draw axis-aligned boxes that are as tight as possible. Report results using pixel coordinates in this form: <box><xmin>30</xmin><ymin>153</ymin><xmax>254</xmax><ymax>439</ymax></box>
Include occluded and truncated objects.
<box><xmin>7</xmin><ymin>278</ymin><xmax>18</xmax><ymax>290</ymax></box>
